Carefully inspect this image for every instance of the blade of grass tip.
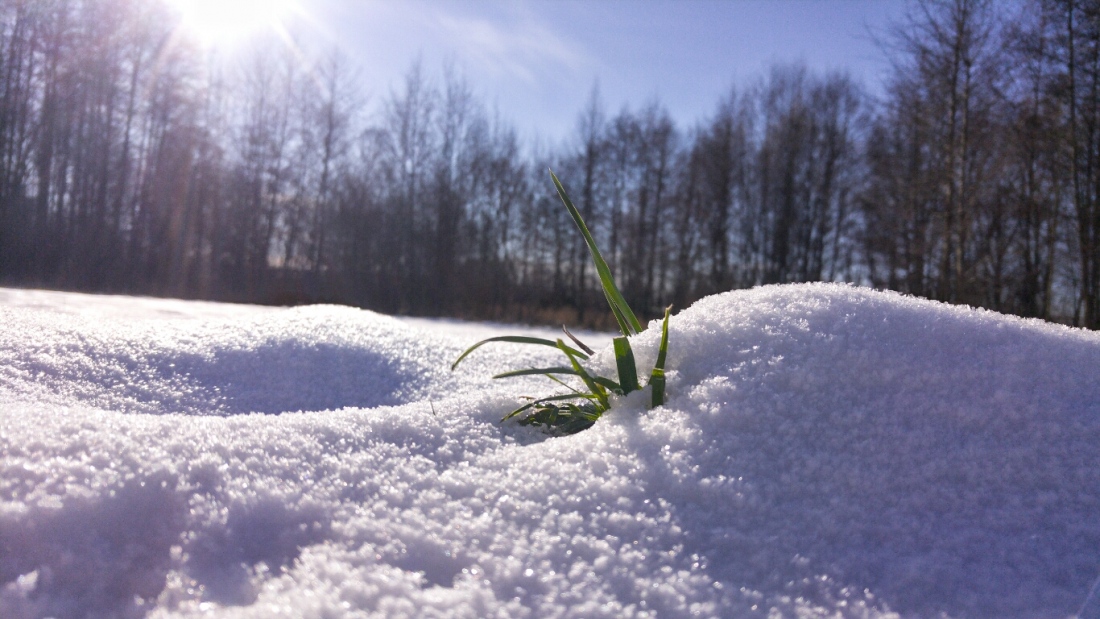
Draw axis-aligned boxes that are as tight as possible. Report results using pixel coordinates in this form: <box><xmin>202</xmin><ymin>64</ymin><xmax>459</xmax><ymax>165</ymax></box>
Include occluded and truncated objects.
<box><xmin>556</xmin><ymin>338</ymin><xmax>609</xmax><ymax>411</ymax></box>
<box><xmin>452</xmin><ymin>335</ymin><xmax>589</xmax><ymax>370</ymax></box>
<box><xmin>649</xmin><ymin>306</ymin><xmax>672</xmax><ymax>408</ymax></box>
<box><xmin>561</xmin><ymin>325</ymin><xmax>595</xmax><ymax>355</ymax></box>
<box><xmin>613</xmin><ymin>336</ymin><xmax>639</xmax><ymax>394</ymax></box>
<box><xmin>550</xmin><ymin>170</ymin><xmax>643</xmax><ymax>336</ymax></box>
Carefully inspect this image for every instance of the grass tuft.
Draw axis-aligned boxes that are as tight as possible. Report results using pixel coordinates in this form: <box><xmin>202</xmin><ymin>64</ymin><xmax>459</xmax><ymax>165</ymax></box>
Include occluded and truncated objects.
<box><xmin>451</xmin><ymin>171</ymin><xmax>672</xmax><ymax>435</ymax></box>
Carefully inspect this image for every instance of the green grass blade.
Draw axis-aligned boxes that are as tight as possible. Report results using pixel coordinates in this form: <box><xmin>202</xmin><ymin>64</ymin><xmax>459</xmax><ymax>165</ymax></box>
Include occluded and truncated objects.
<box><xmin>603</xmin><ymin>292</ymin><xmax>634</xmax><ymax>338</ymax></box>
<box><xmin>463</xmin><ymin>175</ymin><xmax>672</xmax><ymax>435</ymax></box>
<box><xmin>653</xmin><ymin>306</ymin><xmax>671</xmax><ymax>371</ymax></box>
<box><xmin>452</xmin><ymin>335</ymin><xmax>589</xmax><ymax>370</ymax></box>
<box><xmin>556</xmin><ymin>338</ymin><xmax>609</xmax><ymax>411</ymax></box>
<box><xmin>649</xmin><ymin>306</ymin><xmax>672</xmax><ymax>408</ymax></box>
<box><xmin>649</xmin><ymin>368</ymin><xmax>665</xmax><ymax>408</ymax></box>
<box><xmin>493</xmin><ymin>367</ymin><xmax>579</xmax><ymax>379</ymax></box>
<box><xmin>550</xmin><ymin>170</ymin><xmax>643</xmax><ymax>336</ymax></box>
<box><xmin>613</xmin><ymin>336</ymin><xmax>639</xmax><ymax>394</ymax></box>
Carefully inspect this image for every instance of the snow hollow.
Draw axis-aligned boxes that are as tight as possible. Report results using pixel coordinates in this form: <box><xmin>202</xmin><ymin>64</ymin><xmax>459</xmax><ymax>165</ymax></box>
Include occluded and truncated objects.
<box><xmin>1</xmin><ymin>283</ymin><xmax>1099</xmax><ymax>618</ymax></box>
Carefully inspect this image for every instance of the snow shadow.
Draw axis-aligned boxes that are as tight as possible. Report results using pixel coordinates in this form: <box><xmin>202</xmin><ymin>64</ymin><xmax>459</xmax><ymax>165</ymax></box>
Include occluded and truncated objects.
<box><xmin>140</xmin><ymin>341</ymin><xmax>430</xmax><ymax>415</ymax></box>
<box><xmin>0</xmin><ymin>472</ymin><xmax>186</xmax><ymax>619</ymax></box>
<box><xmin>602</xmin><ymin>399</ymin><xmax>1100</xmax><ymax>617</ymax></box>
<box><xmin>184</xmin><ymin>494</ymin><xmax>331</xmax><ymax>605</ymax></box>
<box><xmin>83</xmin><ymin>340</ymin><xmax>433</xmax><ymax>419</ymax></box>
<box><xmin>0</xmin><ymin>478</ymin><xmax>333</xmax><ymax>615</ymax></box>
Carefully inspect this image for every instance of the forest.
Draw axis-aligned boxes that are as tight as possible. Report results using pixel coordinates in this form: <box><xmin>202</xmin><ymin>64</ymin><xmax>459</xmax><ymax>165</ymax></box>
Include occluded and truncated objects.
<box><xmin>0</xmin><ymin>0</ymin><xmax>1096</xmax><ymax>330</ymax></box>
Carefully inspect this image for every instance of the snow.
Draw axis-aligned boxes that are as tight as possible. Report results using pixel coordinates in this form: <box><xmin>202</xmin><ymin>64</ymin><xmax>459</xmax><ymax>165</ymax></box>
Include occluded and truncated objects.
<box><xmin>1</xmin><ymin>283</ymin><xmax>1099</xmax><ymax>618</ymax></box>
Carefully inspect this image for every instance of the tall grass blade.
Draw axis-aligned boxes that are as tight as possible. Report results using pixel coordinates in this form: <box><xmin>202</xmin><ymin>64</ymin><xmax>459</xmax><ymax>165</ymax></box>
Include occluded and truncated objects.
<box><xmin>550</xmin><ymin>170</ymin><xmax>643</xmax><ymax>336</ymax></box>
<box><xmin>613</xmin><ymin>336</ymin><xmax>639</xmax><ymax>394</ymax></box>
<box><xmin>452</xmin><ymin>335</ymin><xmax>589</xmax><ymax>370</ymax></box>
<box><xmin>649</xmin><ymin>306</ymin><xmax>671</xmax><ymax>407</ymax></box>
<box><xmin>605</xmin><ymin>299</ymin><xmax>634</xmax><ymax>339</ymax></box>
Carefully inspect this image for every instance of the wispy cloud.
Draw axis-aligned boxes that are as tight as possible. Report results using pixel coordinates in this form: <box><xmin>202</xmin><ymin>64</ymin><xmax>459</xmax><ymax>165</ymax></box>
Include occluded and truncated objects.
<box><xmin>432</xmin><ymin>8</ymin><xmax>590</xmax><ymax>85</ymax></box>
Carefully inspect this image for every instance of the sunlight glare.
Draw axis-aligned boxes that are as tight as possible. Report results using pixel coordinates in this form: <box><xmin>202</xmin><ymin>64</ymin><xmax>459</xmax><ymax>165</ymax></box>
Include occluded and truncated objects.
<box><xmin>168</xmin><ymin>0</ymin><xmax>300</xmax><ymax>47</ymax></box>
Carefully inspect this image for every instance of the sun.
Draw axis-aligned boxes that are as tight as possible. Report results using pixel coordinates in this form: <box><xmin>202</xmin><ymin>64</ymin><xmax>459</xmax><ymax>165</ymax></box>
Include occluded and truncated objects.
<box><xmin>166</xmin><ymin>0</ymin><xmax>301</xmax><ymax>48</ymax></box>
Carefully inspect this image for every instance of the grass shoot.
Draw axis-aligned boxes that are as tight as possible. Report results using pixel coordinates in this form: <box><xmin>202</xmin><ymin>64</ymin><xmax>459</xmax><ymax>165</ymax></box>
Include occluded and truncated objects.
<box><xmin>451</xmin><ymin>171</ymin><xmax>671</xmax><ymax>435</ymax></box>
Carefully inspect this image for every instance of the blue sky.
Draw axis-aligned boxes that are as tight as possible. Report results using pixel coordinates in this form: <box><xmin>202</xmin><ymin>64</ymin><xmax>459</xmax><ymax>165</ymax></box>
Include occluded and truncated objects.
<box><xmin>295</xmin><ymin>0</ymin><xmax>908</xmax><ymax>143</ymax></box>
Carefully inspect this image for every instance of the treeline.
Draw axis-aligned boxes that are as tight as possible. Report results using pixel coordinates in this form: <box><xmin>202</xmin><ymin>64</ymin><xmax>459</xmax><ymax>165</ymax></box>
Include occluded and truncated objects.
<box><xmin>0</xmin><ymin>0</ymin><xmax>1098</xmax><ymax>329</ymax></box>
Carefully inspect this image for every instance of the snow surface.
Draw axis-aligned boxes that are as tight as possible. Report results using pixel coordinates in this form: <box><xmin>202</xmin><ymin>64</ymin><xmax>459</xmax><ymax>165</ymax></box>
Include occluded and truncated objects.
<box><xmin>1</xmin><ymin>283</ymin><xmax>1099</xmax><ymax>618</ymax></box>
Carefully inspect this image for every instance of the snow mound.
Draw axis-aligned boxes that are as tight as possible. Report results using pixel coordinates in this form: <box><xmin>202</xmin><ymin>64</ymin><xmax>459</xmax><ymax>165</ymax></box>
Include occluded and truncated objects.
<box><xmin>0</xmin><ymin>289</ymin><xmax>558</xmax><ymax>415</ymax></box>
<box><xmin>1</xmin><ymin>283</ymin><xmax>1098</xmax><ymax>618</ymax></box>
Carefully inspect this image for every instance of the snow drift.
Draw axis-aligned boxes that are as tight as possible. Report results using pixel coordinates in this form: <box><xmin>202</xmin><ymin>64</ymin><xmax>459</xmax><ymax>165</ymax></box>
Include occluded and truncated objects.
<box><xmin>0</xmin><ymin>283</ymin><xmax>1098</xmax><ymax>618</ymax></box>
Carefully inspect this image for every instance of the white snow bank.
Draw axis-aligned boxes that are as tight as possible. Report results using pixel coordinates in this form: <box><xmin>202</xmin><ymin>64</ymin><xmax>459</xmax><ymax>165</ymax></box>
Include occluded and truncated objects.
<box><xmin>1</xmin><ymin>283</ymin><xmax>1099</xmax><ymax>618</ymax></box>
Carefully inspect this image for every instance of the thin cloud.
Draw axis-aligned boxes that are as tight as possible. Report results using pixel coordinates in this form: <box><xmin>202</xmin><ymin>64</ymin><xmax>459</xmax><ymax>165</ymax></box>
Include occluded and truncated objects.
<box><xmin>433</xmin><ymin>11</ymin><xmax>590</xmax><ymax>85</ymax></box>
